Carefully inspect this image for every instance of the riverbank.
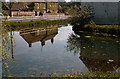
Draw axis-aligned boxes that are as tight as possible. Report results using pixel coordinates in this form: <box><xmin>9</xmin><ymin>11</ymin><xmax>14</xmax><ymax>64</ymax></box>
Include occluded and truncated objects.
<box><xmin>53</xmin><ymin>72</ymin><xmax>120</xmax><ymax>77</ymax></box>
<box><xmin>6</xmin><ymin>71</ymin><xmax>120</xmax><ymax>77</ymax></box>
<box><xmin>5</xmin><ymin>19</ymin><xmax>70</xmax><ymax>31</ymax></box>
<box><xmin>6</xmin><ymin>15</ymin><xmax>70</xmax><ymax>22</ymax></box>
<box><xmin>73</xmin><ymin>23</ymin><xmax>120</xmax><ymax>37</ymax></box>
<box><xmin>5</xmin><ymin>17</ymin><xmax>120</xmax><ymax>37</ymax></box>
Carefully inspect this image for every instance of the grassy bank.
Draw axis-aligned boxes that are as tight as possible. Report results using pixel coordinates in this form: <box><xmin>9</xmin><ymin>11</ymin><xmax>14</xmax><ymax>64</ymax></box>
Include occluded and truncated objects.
<box><xmin>6</xmin><ymin>71</ymin><xmax>120</xmax><ymax>77</ymax></box>
<box><xmin>5</xmin><ymin>19</ymin><xmax>70</xmax><ymax>31</ymax></box>
<box><xmin>73</xmin><ymin>23</ymin><xmax>120</xmax><ymax>37</ymax></box>
<box><xmin>5</xmin><ymin>18</ymin><xmax>120</xmax><ymax>37</ymax></box>
<box><xmin>64</xmin><ymin>72</ymin><xmax>120</xmax><ymax>78</ymax></box>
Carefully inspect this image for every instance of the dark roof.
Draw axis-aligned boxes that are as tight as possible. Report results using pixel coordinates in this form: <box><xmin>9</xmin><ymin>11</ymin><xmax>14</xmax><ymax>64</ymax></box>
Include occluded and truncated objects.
<box><xmin>4</xmin><ymin>2</ymin><xmax>33</xmax><ymax>11</ymax></box>
<box><xmin>11</xmin><ymin>2</ymin><xmax>33</xmax><ymax>11</ymax></box>
<box><xmin>11</xmin><ymin>3</ymin><xmax>24</xmax><ymax>11</ymax></box>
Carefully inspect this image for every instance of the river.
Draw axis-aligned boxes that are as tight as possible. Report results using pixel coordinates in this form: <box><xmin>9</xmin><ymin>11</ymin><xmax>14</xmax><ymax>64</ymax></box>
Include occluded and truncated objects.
<box><xmin>2</xmin><ymin>24</ymin><xmax>120</xmax><ymax>77</ymax></box>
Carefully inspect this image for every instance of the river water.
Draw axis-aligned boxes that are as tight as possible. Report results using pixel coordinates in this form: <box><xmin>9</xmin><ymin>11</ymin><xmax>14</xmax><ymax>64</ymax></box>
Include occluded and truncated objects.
<box><xmin>2</xmin><ymin>24</ymin><xmax>120</xmax><ymax>77</ymax></box>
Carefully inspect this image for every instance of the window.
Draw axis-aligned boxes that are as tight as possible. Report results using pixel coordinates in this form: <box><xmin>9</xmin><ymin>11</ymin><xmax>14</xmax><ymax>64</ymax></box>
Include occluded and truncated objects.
<box><xmin>37</xmin><ymin>3</ymin><xmax>39</xmax><ymax>9</ymax></box>
<box><xmin>50</xmin><ymin>3</ymin><xmax>52</xmax><ymax>7</ymax></box>
<box><xmin>55</xmin><ymin>3</ymin><xmax>57</xmax><ymax>7</ymax></box>
<box><xmin>53</xmin><ymin>3</ymin><xmax>55</xmax><ymax>7</ymax></box>
<box><xmin>44</xmin><ymin>3</ymin><xmax>46</xmax><ymax>9</ymax></box>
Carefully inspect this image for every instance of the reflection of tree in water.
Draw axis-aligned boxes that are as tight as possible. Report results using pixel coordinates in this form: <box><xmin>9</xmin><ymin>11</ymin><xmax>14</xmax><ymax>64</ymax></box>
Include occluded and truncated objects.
<box><xmin>66</xmin><ymin>31</ymin><xmax>120</xmax><ymax>72</ymax></box>
<box><xmin>1</xmin><ymin>21</ymin><xmax>15</xmax><ymax>77</ymax></box>
<box><xmin>66</xmin><ymin>34</ymin><xmax>81</xmax><ymax>55</ymax></box>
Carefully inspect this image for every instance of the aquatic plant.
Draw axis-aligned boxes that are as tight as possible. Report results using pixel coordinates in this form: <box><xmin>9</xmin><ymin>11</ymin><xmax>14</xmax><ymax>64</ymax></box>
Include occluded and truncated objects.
<box><xmin>1</xmin><ymin>19</ymin><xmax>15</xmax><ymax>77</ymax></box>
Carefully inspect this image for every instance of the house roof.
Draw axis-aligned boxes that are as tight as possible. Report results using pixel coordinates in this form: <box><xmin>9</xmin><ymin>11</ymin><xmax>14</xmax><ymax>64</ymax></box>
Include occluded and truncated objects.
<box><xmin>14</xmin><ymin>0</ymin><xmax>58</xmax><ymax>2</ymax></box>
<box><xmin>4</xmin><ymin>2</ymin><xmax>33</xmax><ymax>11</ymax></box>
<box><xmin>11</xmin><ymin>3</ymin><xmax>24</xmax><ymax>11</ymax></box>
<box><xmin>4</xmin><ymin>1</ymin><xmax>58</xmax><ymax>11</ymax></box>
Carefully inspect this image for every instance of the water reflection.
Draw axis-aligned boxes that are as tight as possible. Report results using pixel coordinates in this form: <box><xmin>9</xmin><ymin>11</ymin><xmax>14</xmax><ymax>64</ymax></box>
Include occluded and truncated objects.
<box><xmin>67</xmin><ymin>32</ymin><xmax>120</xmax><ymax>72</ymax></box>
<box><xmin>19</xmin><ymin>25</ymin><xmax>58</xmax><ymax>47</ymax></box>
<box><xmin>10</xmin><ymin>30</ymin><xmax>14</xmax><ymax>59</ymax></box>
<box><xmin>2</xmin><ymin>24</ymin><xmax>120</xmax><ymax>77</ymax></box>
<box><xmin>2</xmin><ymin>24</ymin><xmax>16</xmax><ymax>76</ymax></box>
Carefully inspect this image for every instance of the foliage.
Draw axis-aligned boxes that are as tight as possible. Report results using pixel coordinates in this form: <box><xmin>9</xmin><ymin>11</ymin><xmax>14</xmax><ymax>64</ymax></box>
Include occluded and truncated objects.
<box><xmin>1</xmin><ymin>19</ymin><xmax>15</xmax><ymax>76</ymax></box>
<box><xmin>2</xmin><ymin>10</ymin><xmax>9</xmax><ymax>16</ymax></box>
<box><xmin>69</xmin><ymin>5</ymin><xmax>94</xmax><ymax>27</ymax></box>
<box><xmin>81</xmin><ymin>22</ymin><xmax>120</xmax><ymax>37</ymax></box>
<box><xmin>20</xmin><ymin>3</ymin><xmax>29</xmax><ymax>11</ymax></box>
<box><xmin>58</xmin><ymin>2</ymin><xmax>81</xmax><ymax>13</ymax></box>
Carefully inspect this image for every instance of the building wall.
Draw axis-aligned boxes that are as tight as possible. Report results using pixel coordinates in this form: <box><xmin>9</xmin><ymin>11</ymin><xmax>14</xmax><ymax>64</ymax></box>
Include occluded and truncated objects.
<box><xmin>81</xmin><ymin>2</ymin><xmax>119</xmax><ymax>24</ymax></box>
<box><xmin>34</xmin><ymin>2</ymin><xmax>58</xmax><ymax>14</ymax></box>
<box><xmin>47</xmin><ymin>2</ymin><xmax>58</xmax><ymax>13</ymax></box>
<box><xmin>34</xmin><ymin>2</ymin><xmax>46</xmax><ymax>13</ymax></box>
<box><xmin>11</xmin><ymin>11</ymin><xmax>35</xmax><ymax>16</ymax></box>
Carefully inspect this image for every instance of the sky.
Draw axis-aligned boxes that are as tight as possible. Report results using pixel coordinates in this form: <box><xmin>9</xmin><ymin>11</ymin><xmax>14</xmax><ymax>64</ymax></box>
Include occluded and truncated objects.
<box><xmin>65</xmin><ymin>0</ymin><xmax>71</xmax><ymax>2</ymax></box>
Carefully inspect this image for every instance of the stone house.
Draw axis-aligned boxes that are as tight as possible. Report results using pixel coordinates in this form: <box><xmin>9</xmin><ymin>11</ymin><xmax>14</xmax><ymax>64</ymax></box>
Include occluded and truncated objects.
<box><xmin>3</xmin><ymin>0</ymin><xmax>58</xmax><ymax>16</ymax></box>
<box><xmin>34</xmin><ymin>2</ymin><xmax>58</xmax><ymax>16</ymax></box>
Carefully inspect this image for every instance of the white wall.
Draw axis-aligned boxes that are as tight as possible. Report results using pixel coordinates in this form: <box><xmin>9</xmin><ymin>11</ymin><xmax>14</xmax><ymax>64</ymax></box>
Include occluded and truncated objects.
<box><xmin>81</xmin><ymin>2</ymin><xmax>119</xmax><ymax>24</ymax></box>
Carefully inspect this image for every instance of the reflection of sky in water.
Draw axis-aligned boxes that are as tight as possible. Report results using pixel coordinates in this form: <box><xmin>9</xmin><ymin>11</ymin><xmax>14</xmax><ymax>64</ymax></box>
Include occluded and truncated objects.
<box><xmin>5</xmin><ymin>25</ymin><xmax>88</xmax><ymax>77</ymax></box>
<box><xmin>117</xmin><ymin>67</ymin><xmax>120</xmax><ymax>72</ymax></box>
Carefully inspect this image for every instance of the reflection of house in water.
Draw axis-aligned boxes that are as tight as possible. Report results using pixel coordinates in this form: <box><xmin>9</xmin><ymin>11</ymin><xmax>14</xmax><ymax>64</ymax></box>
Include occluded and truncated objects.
<box><xmin>79</xmin><ymin>35</ymin><xmax>120</xmax><ymax>72</ymax></box>
<box><xmin>19</xmin><ymin>25</ymin><xmax>58</xmax><ymax>47</ymax></box>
